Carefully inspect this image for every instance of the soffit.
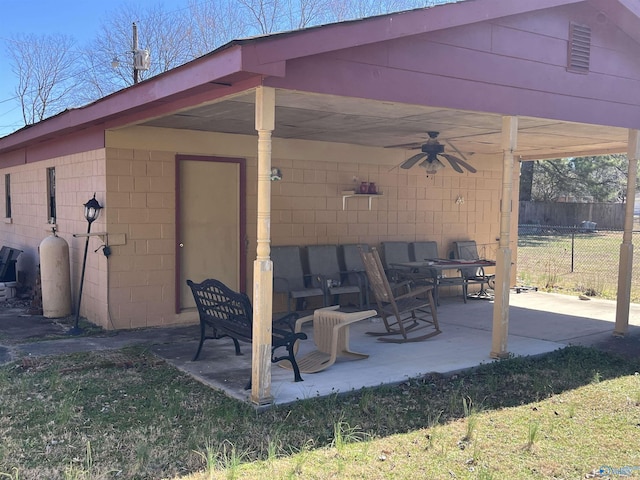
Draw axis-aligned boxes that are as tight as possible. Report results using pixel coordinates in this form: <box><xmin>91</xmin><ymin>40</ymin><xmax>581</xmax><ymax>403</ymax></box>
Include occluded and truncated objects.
<box><xmin>140</xmin><ymin>89</ymin><xmax>629</xmax><ymax>161</ymax></box>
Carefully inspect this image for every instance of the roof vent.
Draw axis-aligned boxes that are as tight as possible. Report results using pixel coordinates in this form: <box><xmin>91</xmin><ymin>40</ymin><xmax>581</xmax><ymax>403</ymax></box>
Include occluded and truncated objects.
<box><xmin>567</xmin><ymin>23</ymin><xmax>591</xmax><ymax>74</ymax></box>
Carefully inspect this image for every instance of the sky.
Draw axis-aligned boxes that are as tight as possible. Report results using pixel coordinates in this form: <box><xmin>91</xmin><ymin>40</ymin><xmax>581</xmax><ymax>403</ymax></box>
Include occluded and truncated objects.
<box><xmin>0</xmin><ymin>0</ymin><xmax>455</xmax><ymax>138</ymax></box>
<box><xmin>0</xmin><ymin>0</ymin><xmax>187</xmax><ymax>137</ymax></box>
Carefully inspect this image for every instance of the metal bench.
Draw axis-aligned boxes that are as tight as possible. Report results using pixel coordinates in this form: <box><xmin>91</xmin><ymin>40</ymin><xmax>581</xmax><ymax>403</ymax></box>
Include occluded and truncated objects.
<box><xmin>186</xmin><ymin>278</ymin><xmax>308</xmax><ymax>387</ymax></box>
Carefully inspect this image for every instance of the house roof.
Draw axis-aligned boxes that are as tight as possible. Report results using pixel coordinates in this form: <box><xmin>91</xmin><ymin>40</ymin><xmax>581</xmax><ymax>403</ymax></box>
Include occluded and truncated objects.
<box><xmin>1</xmin><ymin>0</ymin><xmax>639</xmax><ymax>164</ymax></box>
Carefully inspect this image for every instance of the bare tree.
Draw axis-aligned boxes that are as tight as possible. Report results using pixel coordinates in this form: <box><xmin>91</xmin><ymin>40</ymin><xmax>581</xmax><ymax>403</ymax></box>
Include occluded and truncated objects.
<box><xmin>283</xmin><ymin>0</ymin><xmax>333</xmax><ymax>29</ymax></box>
<box><xmin>324</xmin><ymin>0</ymin><xmax>452</xmax><ymax>23</ymax></box>
<box><xmin>5</xmin><ymin>0</ymin><xmax>460</xmax><ymax>123</ymax></box>
<box><xmin>237</xmin><ymin>0</ymin><xmax>283</xmax><ymax>34</ymax></box>
<box><xmin>6</xmin><ymin>33</ymin><xmax>80</xmax><ymax>125</ymax></box>
<box><xmin>77</xmin><ymin>2</ymin><xmax>193</xmax><ymax>101</ymax></box>
<box><xmin>185</xmin><ymin>0</ymin><xmax>251</xmax><ymax>57</ymax></box>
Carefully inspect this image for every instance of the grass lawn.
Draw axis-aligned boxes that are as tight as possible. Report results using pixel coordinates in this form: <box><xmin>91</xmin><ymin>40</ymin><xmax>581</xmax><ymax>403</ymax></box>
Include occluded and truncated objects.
<box><xmin>2</xmin><ymin>346</ymin><xmax>640</xmax><ymax>479</ymax></box>
<box><xmin>518</xmin><ymin>231</ymin><xmax>640</xmax><ymax>302</ymax></box>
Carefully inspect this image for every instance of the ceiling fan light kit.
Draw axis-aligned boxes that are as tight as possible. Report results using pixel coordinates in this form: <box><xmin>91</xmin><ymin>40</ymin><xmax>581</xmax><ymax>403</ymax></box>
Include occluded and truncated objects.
<box><xmin>421</xmin><ymin>155</ymin><xmax>445</xmax><ymax>174</ymax></box>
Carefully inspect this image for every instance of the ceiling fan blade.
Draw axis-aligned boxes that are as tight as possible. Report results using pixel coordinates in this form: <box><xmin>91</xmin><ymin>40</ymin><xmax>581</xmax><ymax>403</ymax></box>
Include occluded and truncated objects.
<box><xmin>441</xmin><ymin>154</ymin><xmax>464</xmax><ymax>173</ymax></box>
<box><xmin>444</xmin><ymin>138</ymin><xmax>471</xmax><ymax>162</ymax></box>
<box><xmin>385</xmin><ymin>141</ymin><xmax>423</xmax><ymax>149</ymax></box>
<box><xmin>452</xmin><ymin>156</ymin><xmax>478</xmax><ymax>174</ymax></box>
<box><xmin>400</xmin><ymin>152</ymin><xmax>426</xmax><ymax>169</ymax></box>
<box><xmin>442</xmin><ymin>154</ymin><xmax>477</xmax><ymax>174</ymax></box>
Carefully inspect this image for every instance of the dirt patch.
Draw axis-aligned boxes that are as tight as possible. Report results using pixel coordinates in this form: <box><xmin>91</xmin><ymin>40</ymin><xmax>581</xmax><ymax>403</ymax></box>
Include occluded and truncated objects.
<box><xmin>0</xmin><ymin>298</ymin><xmax>70</xmax><ymax>345</ymax></box>
<box><xmin>589</xmin><ymin>330</ymin><xmax>640</xmax><ymax>361</ymax></box>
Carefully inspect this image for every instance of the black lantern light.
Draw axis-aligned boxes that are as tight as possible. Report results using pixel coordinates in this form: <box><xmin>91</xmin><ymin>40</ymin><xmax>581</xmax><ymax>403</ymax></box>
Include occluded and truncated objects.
<box><xmin>69</xmin><ymin>194</ymin><xmax>102</xmax><ymax>335</ymax></box>
<box><xmin>84</xmin><ymin>195</ymin><xmax>102</xmax><ymax>224</ymax></box>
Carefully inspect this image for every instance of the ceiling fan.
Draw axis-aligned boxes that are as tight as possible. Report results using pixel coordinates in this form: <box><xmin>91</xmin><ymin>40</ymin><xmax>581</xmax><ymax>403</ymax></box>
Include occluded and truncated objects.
<box><xmin>394</xmin><ymin>131</ymin><xmax>477</xmax><ymax>175</ymax></box>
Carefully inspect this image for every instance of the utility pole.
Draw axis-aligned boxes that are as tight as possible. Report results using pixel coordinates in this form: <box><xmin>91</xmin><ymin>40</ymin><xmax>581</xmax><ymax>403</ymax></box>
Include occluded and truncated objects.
<box><xmin>110</xmin><ymin>22</ymin><xmax>149</xmax><ymax>83</ymax></box>
<box><xmin>132</xmin><ymin>22</ymin><xmax>139</xmax><ymax>84</ymax></box>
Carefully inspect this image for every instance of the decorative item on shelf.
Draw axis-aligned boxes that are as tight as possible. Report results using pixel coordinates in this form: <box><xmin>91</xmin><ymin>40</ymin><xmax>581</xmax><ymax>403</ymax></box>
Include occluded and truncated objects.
<box><xmin>341</xmin><ymin>189</ymin><xmax>383</xmax><ymax>210</ymax></box>
<box><xmin>359</xmin><ymin>182</ymin><xmax>369</xmax><ymax>194</ymax></box>
<box><xmin>367</xmin><ymin>182</ymin><xmax>377</xmax><ymax>194</ymax></box>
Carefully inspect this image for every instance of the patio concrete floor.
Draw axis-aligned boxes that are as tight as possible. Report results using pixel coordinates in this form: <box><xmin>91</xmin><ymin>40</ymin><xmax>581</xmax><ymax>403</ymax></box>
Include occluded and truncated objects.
<box><xmin>5</xmin><ymin>291</ymin><xmax>640</xmax><ymax>406</ymax></box>
<box><xmin>149</xmin><ymin>291</ymin><xmax>640</xmax><ymax>406</ymax></box>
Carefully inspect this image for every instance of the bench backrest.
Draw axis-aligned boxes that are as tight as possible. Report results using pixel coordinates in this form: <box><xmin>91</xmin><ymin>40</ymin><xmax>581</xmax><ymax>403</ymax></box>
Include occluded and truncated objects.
<box><xmin>187</xmin><ymin>278</ymin><xmax>253</xmax><ymax>341</ymax></box>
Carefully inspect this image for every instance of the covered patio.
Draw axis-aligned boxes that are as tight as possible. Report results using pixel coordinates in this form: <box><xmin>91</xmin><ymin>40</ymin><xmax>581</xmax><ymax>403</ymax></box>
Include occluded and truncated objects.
<box><xmin>1</xmin><ymin>0</ymin><xmax>640</xmax><ymax>407</ymax></box>
<box><xmin>148</xmin><ymin>291</ymin><xmax>640</xmax><ymax>405</ymax></box>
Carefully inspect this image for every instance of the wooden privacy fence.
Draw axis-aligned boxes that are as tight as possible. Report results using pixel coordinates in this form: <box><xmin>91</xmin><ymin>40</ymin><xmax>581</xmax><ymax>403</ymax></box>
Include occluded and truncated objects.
<box><xmin>518</xmin><ymin>202</ymin><xmax>626</xmax><ymax>230</ymax></box>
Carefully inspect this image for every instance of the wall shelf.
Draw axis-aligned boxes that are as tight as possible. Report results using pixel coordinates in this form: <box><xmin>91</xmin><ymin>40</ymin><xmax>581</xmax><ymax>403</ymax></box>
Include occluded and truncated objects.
<box><xmin>341</xmin><ymin>190</ymin><xmax>384</xmax><ymax>210</ymax></box>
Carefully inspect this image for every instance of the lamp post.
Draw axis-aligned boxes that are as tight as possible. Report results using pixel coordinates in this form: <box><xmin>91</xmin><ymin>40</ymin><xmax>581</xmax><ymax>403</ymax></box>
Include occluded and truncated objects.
<box><xmin>68</xmin><ymin>194</ymin><xmax>102</xmax><ymax>335</ymax></box>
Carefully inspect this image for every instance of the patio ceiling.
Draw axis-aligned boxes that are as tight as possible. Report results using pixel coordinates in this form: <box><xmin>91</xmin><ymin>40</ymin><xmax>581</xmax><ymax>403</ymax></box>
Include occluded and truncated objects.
<box><xmin>140</xmin><ymin>89</ymin><xmax>631</xmax><ymax>162</ymax></box>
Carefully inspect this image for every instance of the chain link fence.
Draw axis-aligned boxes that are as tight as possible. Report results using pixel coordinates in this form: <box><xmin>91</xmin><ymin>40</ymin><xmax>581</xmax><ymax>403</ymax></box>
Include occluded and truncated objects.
<box><xmin>517</xmin><ymin>224</ymin><xmax>640</xmax><ymax>302</ymax></box>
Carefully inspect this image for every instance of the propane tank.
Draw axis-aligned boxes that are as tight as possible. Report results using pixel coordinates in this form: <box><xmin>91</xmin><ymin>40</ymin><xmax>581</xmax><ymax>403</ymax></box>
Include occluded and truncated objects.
<box><xmin>39</xmin><ymin>230</ymin><xmax>72</xmax><ymax>318</ymax></box>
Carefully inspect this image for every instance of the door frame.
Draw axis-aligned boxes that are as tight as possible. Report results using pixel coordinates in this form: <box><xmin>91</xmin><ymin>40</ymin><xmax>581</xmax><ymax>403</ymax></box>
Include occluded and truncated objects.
<box><xmin>175</xmin><ymin>154</ymin><xmax>247</xmax><ymax>313</ymax></box>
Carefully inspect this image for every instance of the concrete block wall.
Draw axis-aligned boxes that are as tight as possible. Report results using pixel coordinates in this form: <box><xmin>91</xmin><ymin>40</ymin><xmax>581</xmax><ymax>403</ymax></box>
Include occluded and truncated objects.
<box><xmin>264</xmin><ymin>158</ymin><xmax>502</xmax><ymax>256</ymax></box>
<box><xmin>0</xmin><ymin>149</ymin><xmax>108</xmax><ymax>324</ymax></box>
<box><xmin>1</xmin><ymin>125</ymin><xmax>506</xmax><ymax>329</ymax></box>
<box><xmin>259</xmin><ymin>156</ymin><xmax>502</xmax><ymax>309</ymax></box>
<box><xmin>104</xmin><ymin>147</ymin><xmax>179</xmax><ymax>329</ymax></box>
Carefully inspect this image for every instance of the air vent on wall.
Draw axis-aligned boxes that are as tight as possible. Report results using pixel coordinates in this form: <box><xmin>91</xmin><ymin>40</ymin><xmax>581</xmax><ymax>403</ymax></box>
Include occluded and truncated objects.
<box><xmin>567</xmin><ymin>23</ymin><xmax>591</xmax><ymax>74</ymax></box>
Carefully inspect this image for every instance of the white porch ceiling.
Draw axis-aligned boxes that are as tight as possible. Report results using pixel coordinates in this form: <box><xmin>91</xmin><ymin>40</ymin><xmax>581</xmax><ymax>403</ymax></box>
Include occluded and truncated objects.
<box><xmin>141</xmin><ymin>89</ymin><xmax>630</xmax><ymax>161</ymax></box>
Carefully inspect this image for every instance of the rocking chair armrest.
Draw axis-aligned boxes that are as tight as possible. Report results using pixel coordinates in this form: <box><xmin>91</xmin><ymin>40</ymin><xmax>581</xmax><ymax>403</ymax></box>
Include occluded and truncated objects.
<box><xmin>389</xmin><ymin>279</ymin><xmax>413</xmax><ymax>295</ymax></box>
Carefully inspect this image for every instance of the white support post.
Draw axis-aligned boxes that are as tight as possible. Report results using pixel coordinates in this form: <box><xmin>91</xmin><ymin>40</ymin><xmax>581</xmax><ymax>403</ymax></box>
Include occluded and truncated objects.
<box><xmin>251</xmin><ymin>86</ymin><xmax>276</xmax><ymax>405</ymax></box>
<box><xmin>491</xmin><ymin>116</ymin><xmax>518</xmax><ymax>359</ymax></box>
<box><xmin>614</xmin><ymin>129</ymin><xmax>639</xmax><ymax>336</ymax></box>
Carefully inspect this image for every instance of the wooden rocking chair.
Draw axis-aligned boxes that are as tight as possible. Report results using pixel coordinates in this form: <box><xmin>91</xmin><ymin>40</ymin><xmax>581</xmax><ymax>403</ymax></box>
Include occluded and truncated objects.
<box><xmin>359</xmin><ymin>246</ymin><xmax>441</xmax><ymax>343</ymax></box>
